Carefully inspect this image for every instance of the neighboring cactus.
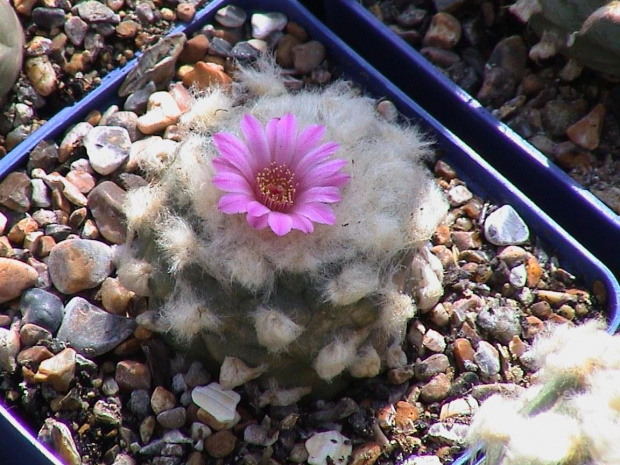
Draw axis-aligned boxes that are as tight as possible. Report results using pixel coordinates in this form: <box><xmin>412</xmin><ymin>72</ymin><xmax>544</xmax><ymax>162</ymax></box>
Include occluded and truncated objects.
<box><xmin>0</xmin><ymin>0</ymin><xmax>24</xmax><ymax>100</ymax></box>
<box><xmin>118</xmin><ymin>61</ymin><xmax>448</xmax><ymax>395</ymax></box>
<box><xmin>510</xmin><ymin>0</ymin><xmax>620</xmax><ymax>75</ymax></box>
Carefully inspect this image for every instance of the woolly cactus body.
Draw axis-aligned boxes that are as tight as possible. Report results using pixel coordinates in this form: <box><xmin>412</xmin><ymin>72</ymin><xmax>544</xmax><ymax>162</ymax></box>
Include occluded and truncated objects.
<box><xmin>0</xmin><ymin>0</ymin><xmax>24</xmax><ymax>100</ymax></box>
<box><xmin>119</xmin><ymin>63</ymin><xmax>448</xmax><ymax>394</ymax></box>
<box><xmin>510</xmin><ymin>0</ymin><xmax>620</xmax><ymax>75</ymax></box>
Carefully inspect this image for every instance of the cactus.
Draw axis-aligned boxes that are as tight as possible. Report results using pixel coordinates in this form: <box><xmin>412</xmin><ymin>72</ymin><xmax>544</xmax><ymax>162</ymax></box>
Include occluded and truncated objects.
<box><xmin>0</xmin><ymin>0</ymin><xmax>24</xmax><ymax>100</ymax></box>
<box><xmin>510</xmin><ymin>0</ymin><xmax>620</xmax><ymax>76</ymax></box>
<box><xmin>118</xmin><ymin>61</ymin><xmax>448</xmax><ymax>396</ymax></box>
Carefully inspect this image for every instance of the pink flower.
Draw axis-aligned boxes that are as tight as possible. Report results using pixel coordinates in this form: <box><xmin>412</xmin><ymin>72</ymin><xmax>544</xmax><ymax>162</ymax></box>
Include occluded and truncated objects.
<box><xmin>212</xmin><ymin>113</ymin><xmax>350</xmax><ymax>236</ymax></box>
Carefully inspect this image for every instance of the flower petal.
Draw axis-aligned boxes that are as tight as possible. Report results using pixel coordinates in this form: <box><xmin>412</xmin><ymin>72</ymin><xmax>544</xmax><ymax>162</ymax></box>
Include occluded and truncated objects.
<box><xmin>296</xmin><ymin>203</ymin><xmax>336</xmax><ymax>225</ymax></box>
<box><xmin>295</xmin><ymin>186</ymin><xmax>342</xmax><ymax>205</ymax></box>
<box><xmin>212</xmin><ymin>172</ymin><xmax>254</xmax><ymax>194</ymax></box>
<box><xmin>289</xmin><ymin>213</ymin><xmax>315</xmax><ymax>234</ymax></box>
<box><xmin>246</xmin><ymin>200</ymin><xmax>271</xmax><ymax>218</ymax></box>
<box><xmin>213</xmin><ymin>132</ymin><xmax>255</xmax><ymax>177</ymax></box>
<box><xmin>274</xmin><ymin>113</ymin><xmax>298</xmax><ymax>166</ymax></box>
<box><xmin>218</xmin><ymin>193</ymin><xmax>253</xmax><ymax>214</ymax></box>
<box><xmin>247</xmin><ymin>213</ymin><xmax>269</xmax><ymax>230</ymax></box>
<box><xmin>293</xmin><ymin>141</ymin><xmax>341</xmax><ymax>175</ymax></box>
<box><xmin>298</xmin><ymin>159</ymin><xmax>349</xmax><ymax>189</ymax></box>
<box><xmin>295</xmin><ymin>124</ymin><xmax>325</xmax><ymax>158</ymax></box>
<box><xmin>268</xmin><ymin>211</ymin><xmax>294</xmax><ymax>236</ymax></box>
<box><xmin>240</xmin><ymin>114</ymin><xmax>271</xmax><ymax>167</ymax></box>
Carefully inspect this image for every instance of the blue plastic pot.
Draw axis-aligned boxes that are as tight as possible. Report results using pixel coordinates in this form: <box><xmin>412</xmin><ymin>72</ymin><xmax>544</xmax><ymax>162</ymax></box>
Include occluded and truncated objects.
<box><xmin>321</xmin><ymin>0</ymin><xmax>620</xmax><ymax>278</ymax></box>
<box><xmin>2</xmin><ymin>0</ymin><xmax>619</xmax><ymax>463</ymax></box>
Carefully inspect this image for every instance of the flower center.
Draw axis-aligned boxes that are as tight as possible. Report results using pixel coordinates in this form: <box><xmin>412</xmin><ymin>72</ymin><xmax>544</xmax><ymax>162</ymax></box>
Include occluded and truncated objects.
<box><xmin>256</xmin><ymin>162</ymin><xmax>297</xmax><ymax>212</ymax></box>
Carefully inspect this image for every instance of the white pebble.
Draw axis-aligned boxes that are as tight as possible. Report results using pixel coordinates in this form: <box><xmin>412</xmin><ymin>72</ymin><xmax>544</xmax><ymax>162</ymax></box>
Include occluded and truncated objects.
<box><xmin>251</xmin><ymin>12</ymin><xmax>287</xmax><ymax>40</ymax></box>
<box><xmin>305</xmin><ymin>431</ymin><xmax>352</xmax><ymax>465</ymax></box>
<box><xmin>83</xmin><ymin>126</ymin><xmax>131</xmax><ymax>175</ymax></box>
<box><xmin>484</xmin><ymin>205</ymin><xmax>529</xmax><ymax>246</ymax></box>
<box><xmin>191</xmin><ymin>382</ymin><xmax>240</xmax><ymax>423</ymax></box>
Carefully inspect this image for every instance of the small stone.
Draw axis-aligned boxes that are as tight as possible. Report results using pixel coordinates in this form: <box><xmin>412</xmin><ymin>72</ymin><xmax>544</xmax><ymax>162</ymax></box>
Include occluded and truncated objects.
<box><xmin>244</xmin><ymin>423</ymin><xmax>279</xmax><ymax>446</ymax></box>
<box><xmin>93</xmin><ymin>399</ymin><xmax>122</xmax><ymax>426</ymax></box>
<box><xmin>208</xmin><ymin>37</ymin><xmax>232</xmax><ymax>57</ymax></box>
<box><xmin>185</xmin><ymin>361</ymin><xmax>210</xmax><ymax>387</ymax></box>
<box><xmin>251</xmin><ymin>12</ymin><xmax>287</xmax><ymax>40</ymax></box>
<box><xmin>137</xmin><ymin>92</ymin><xmax>183</xmax><ymax>135</ymax></box>
<box><xmin>204</xmin><ymin>430</ymin><xmax>236</xmax><ymax>458</ymax></box>
<box><xmin>38</xmin><ymin>418</ymin><xmax>81</xmax><ymax>465</ymax></box>
<box><xmin>76</xmin><ymin>0</ymin><xmax>119</xmax><ymax>23</ymax></box>
<box><xmin>447</xmin><ymin>184</ymin><xmax>472</xmax><ymax>206</ymax></box>
<box><xmin>57</xmin><ymin>297</ymin><xmax>137</xmax><ymax>357</ymax></box>
<box><xmin>292</xmin><ymin>41</ymin><xmax>325</xmax><ymax>74</ymax></box>
<box><xmin>100</xmin><ymin>277</ymin><xmax>134</xmax><ymax>315</ymax></box>
<box><xmin>387</xmin><ymin>364</ymin><xmax>415</xmax><ymax>384</ymax></box>
<box><xmin>192</xmin><ymin>383</ymin><xmax>240</xmax><ymax>423</ymax></box>
<box><xmin>422</xmin><ymin>329</ymin><xmax>446</xmax><ymax>353</ymax></box>
<box><xmin>350</xmin><ymin>442</ymin><xmax>382</xmax><ymax>465</ymax></box>
<box><xmin>87</xmin><ymin>181</ymin><xmax>127</xmax><ymax>244</ymax></box>
<box><xmin>17</xmin><ymin>346</ymin><xmax>54</xmax><ymax>366</ymax></box>
<box><xmin>25</xmin><ymin>56</ymin><xmax>58</xmax><ymax>97</ymax></box>
<box><xmin>34</xmin><ymin>348</ymin><xmax>76</xmax><ymax>392</ymax></box>
<box><xmin>59</xmin><ymin>122</ymin><xmax>93</xmax><ymax>163</ymax></box>
<box><xmin>19</xmin><ymin>323</ymin><xmax>52</xmax><ymax>347</ymax></box>
<box><xmin>0</xmin><ymin>324</ymin><xmax>20</xmax><ymax>373</ymax></box>
<box><xmin>32</xmin><ymin>7</ymin><xmax>66</xmax><ymax>28</ymax></box>
<box><xmin>566</xmin><ymin>103</ymin><xmax>606</xmax><ymax>150</ymax></box>
<box><xmin>83</xmin><ymin>126</ymin><xmax>131</xmax><ymax>175</ymax></box>
<box><xmin>175</xmin><ymin>3</ymin><xmax>195</xmax><ymax>22</ymax></box>
<box><xmin>423</xmin><ymin>12</ymin><xmax>461</xmax><ymax>49</ymax></box>
<box><xmin>473</xmin><ymin>341</ymin><xmax>500</xmax><ymax>377</ymax></box>
<box><xmin>178</xmin><ymin>34</ymin><xmax>209</xmax><ymax>63</ymax></box>
<box><xmin>439</xmin><ymin>396</ymin><xmax>478</xmax><ymax>420</ymax></box>
<box><xmin>48</xmin><ymin>239</ymin><xmax>114</xmax><ymax>294</ymax></box>
<box><xmin>414</xmin><ymin>353</ymin><xmax>450</xmax><ymax>381</ymax></box>
<box><xmin>31</xmin><ymin>179</ymin><xmax>51</xmax><ymax>208</ymax></box>
<box><xmin>116</xmin><ymin>360</ymin><xmax>152</xmax><ymax>391</ymax></box>
<box><xmin>276</xmin><ymin>34</ymin><xmax>302</xmax><ymax>68</ymax></box>
<box><xmin>476</xmin><ymin>304</ymin><xmax>522</xmax><ymax>344</ymax></box>
<box><xmin>305</xmin><ymin>431</ymin><xmax>352</xmax><ymax>465</ymax></box>
<box><xmin>182</xmin><ymin>61</ymin><xmax>232</xmax><ymax>91</ymax></box>
<box><xmin>230</xmin><ymin>41</ymin><xmax>261</xmax><ymax>61</ymax></box>
<box><xmin>484</xmin><ymin>205</ymin><xmax>529</xmax><ymax>246</ymax></box>
<box><xmin>116</xmin><ymin>19</ymin><xmax>140</xmax><ymax>39</ymax></box>
<box><xmin>394</xmin><ymin>401</ymin><xmax>419</xmax><ymax>434</ymax></box>
<box><xmin>453</xmin><ymin>338</ymin><xmax>476</xmax><ymax>372</ymax></box>
<box><xmin>477</xmin><ymin>36</ymin><xmax>527</xmax><ymax>106</ymax></box>
<box><xmin>0</xmin><ymin>172</ymin><xmax>32</xmax><ymax>212</ymax></box>
<box><xmin>215</xmin><ymin>5</ymin><xmax>246</xmax><ymax>28</ymax></box>
<box><xmin>20</xmin><ymin>288</ymin><xmax>64</xmax><ymax>333</ymax></box>
<box><xmin>420</xmin><ymin>373</ymin><xmax>451</xmax><ymax>403</ymax></box>
<box><xmin>427</xmin><ymin>422</ymin><xmax>469</xmax><ymax>445</ymax></box>
<box><xmin>151</xmin><ymin>386</ymin><xmax>177</xmax><ymax>415</ymax></box>
<box><xmin>140</xmin><ymin>416</ymin><xmax>156</xmax><ymax>443</ymax></box>
<box><xmin>8</xmin><ymin>215</ymin><xmax>39</xmax><ymax>244</ymax></box>
<box><xmin>157</xmin><ymin>407</ymin><xmax>186</xmax><ymax>429</ymax></box>
<box><xmin>0</xmin><ymin>258</ymin><xmax>38</xmax><ymax>303</ymax></box>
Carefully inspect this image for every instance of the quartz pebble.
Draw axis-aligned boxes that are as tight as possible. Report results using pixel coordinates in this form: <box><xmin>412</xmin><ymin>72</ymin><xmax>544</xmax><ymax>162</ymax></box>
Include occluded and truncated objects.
<box><xmin>34</xmin><ymin>348</ymin><xmax>76</xmax><ymax>392</ymax></box>
<box><xmin>251</xmin><ymin>12</ymin><xmax>288</xmax><ymax>40</ymax></box>
<box><xmin>305</xmin><ymin>431</ymin><xmax>352</xmax><ymax>465</ymax></box>
<box><xmin>484</xmin><ymin>205</ymin><xmax>529</xmax><ymax>246</ymax></box>
<box><xmin>215</xmin><ymin>5</ymin><xmax>246</xmax><ymax>28</ymax></box>
<box><xmin>192</xmin><ymin>383</ymin><xmax>240</xmax><ymax>423</ymax></box>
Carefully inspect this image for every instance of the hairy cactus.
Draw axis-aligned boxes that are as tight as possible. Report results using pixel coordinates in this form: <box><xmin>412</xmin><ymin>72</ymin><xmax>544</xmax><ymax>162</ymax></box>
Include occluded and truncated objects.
<box><xmin>510</xmin><ymin>0</ymin><xmax>620</xmax><ymax>75</ymax></box>
<box><xmin>118</xmin><ymin>61</ymin><xmax>448</xmax><ymax>396</ymax></box>
<box><xmin>0</xmin><ymin>0</ymin><xmax>24</xmax><ymax>100</ymax></box>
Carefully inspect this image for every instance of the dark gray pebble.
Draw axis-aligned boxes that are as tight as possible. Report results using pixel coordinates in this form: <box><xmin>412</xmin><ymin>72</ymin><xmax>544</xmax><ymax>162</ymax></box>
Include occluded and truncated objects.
<box><xmin>20</xmin><ymin>288</ymin><xmax>64</xmax><ymax>334</ymax></box>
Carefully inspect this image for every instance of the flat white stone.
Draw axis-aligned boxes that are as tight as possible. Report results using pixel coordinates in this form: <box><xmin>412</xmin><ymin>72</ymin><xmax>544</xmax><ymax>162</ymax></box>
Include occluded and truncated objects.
<box><xmin>484</xmin><ymin>205</ymin><xmax>529</xmax><ymax>246</ymax></box>
<box><xmin>250</xmin><ymin>12</ymin><xmax>288</xmax><ymax>40</ymax></box>
<box><xmin>83</xmin><ymin>126</ymin><xmax>131</xmax><ymax>176</ymax></box>
<box><xmin>305</xmin><ymin>431</ymin><xmax>352</xmax><ymax>465</ymax></box>
<box><xmin>191</xmin><ymin>382</ymin><xmax>240</xmax><ymax>423</ymax></box>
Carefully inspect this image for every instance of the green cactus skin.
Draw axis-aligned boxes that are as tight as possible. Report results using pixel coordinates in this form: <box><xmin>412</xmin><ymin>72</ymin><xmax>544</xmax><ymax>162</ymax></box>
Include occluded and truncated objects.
<box><xmin>511</xmin><ymin>0</ymin><xmax>620</xmax><ymax>75</ymax></box>
<box><xmin>0</xmin><ymin>0</ymin><xmax>24</xmax><ymax>100</ymax></box>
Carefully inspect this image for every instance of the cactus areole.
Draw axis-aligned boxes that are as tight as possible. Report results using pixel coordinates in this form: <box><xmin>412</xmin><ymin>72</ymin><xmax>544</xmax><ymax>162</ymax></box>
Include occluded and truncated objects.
<box><xmin>0</xmin><ymin>0</ymin><xmax>24</xmax><ymax>100</ymax></box>
<box><xmin>119</xmin><ymin>62</ymin><xmax>448</xmax><ymax>398</ymax></box>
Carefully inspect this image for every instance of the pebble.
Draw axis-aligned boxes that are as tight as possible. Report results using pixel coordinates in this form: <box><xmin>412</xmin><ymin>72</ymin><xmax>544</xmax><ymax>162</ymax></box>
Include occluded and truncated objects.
<box><xmin>566</xmin><ymin>103</ymin><xmax>605</xmax><ymax>150</ymax></box>
<box><xmin>204</xmin><ymin>430</ymin><xmax>237</xmax><ymax>458</ymax></box>
<box><xmin>215</xmin><ymin>5</ymin><xmax>246</xmax><ymax>28</ymax></box>
<box><xmin>305</xmin><ymin>431</ymin><xmax>352</xmax><ymax>465</ymax></box>
<box><xmin>31</xmin><ymin>178</ymin><xmax>51</xmax><ymax>208</ymax></box>
<box><xmin>100</xmin><ymin>277</ymin><xmax>134</xmax><ymax>315</ymax></box>
<box><xmin>76</xmin><ymin>0</ymin><xmax>119</xmax><ymax>23</ymax></box>
<box><xmin>427</xmin><ymin>422</ymin><xmax>469</xmax><ymax>445</ymax></box>
<box><xmin>17</xmin><ymin>345</ymin><xmax>53</xmax><ymax>366</ymax></box>
<box><xmin>446</xmin><ymin>184</ymin><xmax>473</xmax><ymax>206</ymax></box>
<box><xmin>157</xmin><ymin>407</ymin><xmax>186</xmax><ymax>429</ymax></box>
<box><xmin>32</xmin><ymin>7</ymin><xmax>66</xmax><ymax>29</ymax></box>
<box><xmin>20</xmin><ymin>288</ymin><xmax>64</xmax><ymax>333</ymax></box>
<box><xmin>93</xmin><ymin>399</ymin><xmax>122</xmax><ymax>426</ymax></box>
<box><xmin>192</xmin><ymin>383</ymin><xmax>240</xmax><ymax>423</ymax></box>
<box><xmin>137</xmin><ymin>91</ymin><xmax>183</xmax><ymax>135</ymax></box>
<box><xmin>439</xmin><ymin>396</ymin><xmax>478</xmax><ymax>420</ymax></box>
<box><xmin>0</xmin><ymin>324</ymin><xmax>20</xmax><ymax>373</ymax></box>
<box><xmin>484</xmin><ymin>205</ymin><xmax>529</xmax><ymax>246</ymax></box>
<box><xmin>38</xmin><ymin>418</ymin><xmax>81</xmax><ymax>465</ymax></box>
<box><xmin>34</xmin><ymin>347</ymin><xmax>76</xmax><ymax>392</ymax></box>
<box><xmin>57</xmin><ymin>296</ymin><xmax>137</xmax><ymax>357</ymax></box>
<box><xmin>476</xmin><ymin>304</ymin><xmax>522</xmax><ymax>344</ymax></box>
<box><xmin>0</xmin><ymin>258</ymin><xmax>38</xmax><ymax>303</ymax></box>
<box><xmin>292</xmin><ymin>40</ymin><xmax>325</xmax><ymax>74</ymax></box>
<box><xmin>453</xmin><ymin>338</ymin><xmax>476</xmax><ymax>372</ymax></box>
<box><xmin>25</xmin><ymin>56</ymin><xmax>58</xmax><ymax>97</ymax></box>
<box><xmin>423</xmin><ymin>12</ymin><xmax>461</xmax><ymax>49</ymax></box>
<box><xmin>83</xmin><ymin>126</ymin><xmax>131</xmax><ymax>175</ymax></box>
<box><xmin>129</xmin><ymin>390</ymin><xmax>152</xmax><ymax>419</ymax></box>
<box><xmin>473</xmin><ymin>341</ymin><xmax>501</xmax><ymax>377</ymax></box>
<box><xmin>151</xmin><ymin>386</ymin><xmax>177</xmax><ymax>415</ymax></box>
<box><xmin>59</xmin><ymin>122</ymin><xmax>93</xmax><ymax>163</ymax></box>
<box><xmin>350</xmin><ymin>442</ymin><xmax>382</xmax><ymax>465</ymax></box>
<box><xmin>116</xmin><ymin>360</ymin><xmax>152</xmax><ymax>391</ymax></box>
<box><xmin>251</xmin><ymin>12</ymin><xmax>288</xmax><ymax>40</ymax></box>
<box><xmin>182</xmin><ymin>61</ymin><xmax>232</xmax><ymax>91</ymax></box>
<box><xmin>8</xmin><ymin>215</ymin><xmax>38</xmax><ymax>244</ymax></box>
<box><xmin>420</xmin><ymin>372</ymin><xmax>451</xmax><ymax>403</ymax></box>
<box><xmin>0</xmin><ymin>172</ymin><xmax>32</xmax><ymax>212</ymax></box>
<box><xmin>48</xmin><ymin>239</ymin><xmax>114</xmax><ymax>294</ymax></box>
<box><xmin>414</xmin><ymin>353</ymin><xmax>450</xmax><ymax>381</ymax></box>
<box><xmin>185</xmin><ymin>361</ymin><xmax>210</xmax><ymax>387</ymax></box>
<box><xmin>19</xmin><ymin>323</ymin><xmax>52</xmax><ymax>347</ymax></box>
<box><xmin>87</xmin><ymin>181</ymin><xmax>127</xmax><ymax>244</ymax></box>
<box><xmin>178</xmin><ymin>34</ymin><xmax>210</xmax><ymax>63</ymax></box>
<box><xmin>422</xmin><ymin>328</ymin><xmax>446</xmax><ymax>353</ymax></box>
<box><xmin>176</xmin><ymin>3</ymin><xmax>195</xmax><ymax>22</ymax></box>
<box><xmin>65</xmin><ymin>169</ymin><xmax>96</xmax><ymax>194</ymax></box>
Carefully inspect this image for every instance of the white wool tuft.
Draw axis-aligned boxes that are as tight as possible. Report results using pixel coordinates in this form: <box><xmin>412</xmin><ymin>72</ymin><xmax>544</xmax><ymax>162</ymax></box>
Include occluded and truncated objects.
<box><xmin>123</xmin><ymin>184</ymin><xmax>165</xmax><ymax>234</ymax></box>
<box><xmin>313</xmin><ymin>336</ymin><xmax>359</xmax><ymax>381</ymax></box>
<box><xmin>378</xmin><ymin>291</ymin><xmax>416</xmax><ymax>341</ymax></box>
<box><xmin>253</xmin><ymin>308</ymin><xmax>304</xmax><ymax>352</ymax></box>
<box><xmin>348</xmin><ymin>345</ymin><xmax>382</xmax><ymax>378</ymax></box>
<box><xmin>325</xmin><ymin>262</ymin><xmax>380</xmax><ymax>306</ymax></box>
<box><xmin>179</xmin><ymin>88</ymin><xmax>233</xmax><ymax>132</ymax></box>
<box><xmin>156</xmin><ymin>216</ymin><xmax>199</xmax><ymax>273</ymax></box>
<box><xmin>115</xmin><ymin>246</ymin><xmax>152</xmax><ymax>296</ymax></box>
